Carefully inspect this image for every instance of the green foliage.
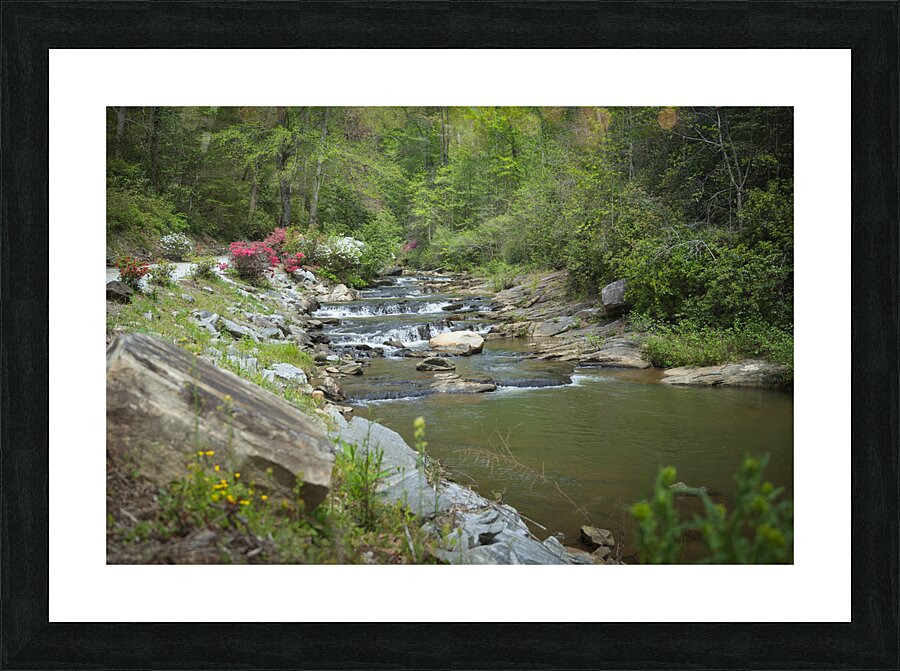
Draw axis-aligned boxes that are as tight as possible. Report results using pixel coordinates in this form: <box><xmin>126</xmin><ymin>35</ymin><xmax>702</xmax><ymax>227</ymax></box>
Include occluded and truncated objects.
<box><xmin>641</xmin><ymin>319</ymin><xmax>793</xmax><ymax>381</ymax></box>
<box><xmin>631</xmin><ymin>456</ymin><xmax>793</xmax><ymax>564</ymax></box>
<box><xmin>480</xmin><ymin>259</ymin><xmax>520</xmax><ymax>292</ymax></box>
<box><xmin>107</xmin><ymin>188</ymin><xmax>187</xmax><ymax>236</ymax></box>
<box><xmin>188</xmin><ymin>255</ymin><xmax>219</xmax><ymax>280</ymax></box>
<box><xmin>108</xmin><ymin>106</ymin><xmax>793</xmax><ymax>363</ymax></box>
<box><xmin>334</xmin><ymin>439</ymin><xmax>391</xmax><ymax>531</ymax></box>
<box><xmin>148</xmin><ymin>259</ymin><xmax>177</xmax><ymax>287</ymax></box>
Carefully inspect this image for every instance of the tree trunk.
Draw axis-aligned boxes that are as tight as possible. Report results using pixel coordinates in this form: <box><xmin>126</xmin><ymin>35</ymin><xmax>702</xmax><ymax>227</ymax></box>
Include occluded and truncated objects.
<box><xmin>115</xmin><ymin>107</ymin><xmax>126</xmax><ymax>158</ymax></box>
<box><xmin>275</xmin><ymin>106</ymin><xmax>293</xmax><ymax>228</ymax></box>
<box><xmin>248</xmin><ymin>176</ymin><xmax>259</xmax><ymax>223</ymax></box>
<box><xmin>308</xmin><ymin>107</ymin><xmax>329</xmax><ymax>231</ymax></box>
<box><xmin>440</xmin><ymin>107</ymin><xmax>449</xmax><ymax>166</ymax></box>
<box><xmin>149</xmin><ymin>106</ymin><xmax>160</xmax><ymax>191</ymax></box>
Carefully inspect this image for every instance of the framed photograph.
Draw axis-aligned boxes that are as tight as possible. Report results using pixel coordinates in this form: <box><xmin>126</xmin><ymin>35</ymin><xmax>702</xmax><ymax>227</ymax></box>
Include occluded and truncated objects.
<box><xmin>3</xmin><ymin>1</ymin><xmax>896</xmax><ymax>668</ymax></box>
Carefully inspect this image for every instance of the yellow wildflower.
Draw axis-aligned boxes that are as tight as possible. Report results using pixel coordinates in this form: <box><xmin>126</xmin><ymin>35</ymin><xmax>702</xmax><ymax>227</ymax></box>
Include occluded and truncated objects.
<box><xmin>214</xmin><ymin>465</ymin><xmax>220</xmax><ymax>472</ymax></box>
<box><xmin>234</xmin><ymin>472</ymin><xmax>241</xmax><ymax>479</ymax></box>
<box><xmin>204</xmin><ymin>450</ymin><xmax>215</xmax><ymax>456</ymax></box>
<box><xmin>226</xmin><ymin>495</ymin><xmax>236</xmax><ymax>504</ymax></box>
<box><xmin>261</xmin><ymin>495</ymin><xmax>268</xmax><ymax>501</ymax></box>
<box><xmin>211</xmin><ymin>493</ymin><xmax>220</xmax><ymax>502</ymax></box>
<box><xmin>238</xmin><ymin>499</ymin><xmax>250</xmax><ymax>506</ymax></box>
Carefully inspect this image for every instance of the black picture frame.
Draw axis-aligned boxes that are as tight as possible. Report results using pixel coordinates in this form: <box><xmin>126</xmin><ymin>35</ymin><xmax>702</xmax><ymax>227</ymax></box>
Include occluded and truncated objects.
<box><xmin>2</xmin><ymin>1</ymin><xmax>896</xmax><ymax>669</ymax></box>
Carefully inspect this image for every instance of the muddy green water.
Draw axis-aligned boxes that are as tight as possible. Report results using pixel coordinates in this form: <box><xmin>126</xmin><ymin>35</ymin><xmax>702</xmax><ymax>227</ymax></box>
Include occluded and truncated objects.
<box><xmin>317</xmin><ymin>276</ymin><xmax>794</xmax><ymax>555</ymax></box>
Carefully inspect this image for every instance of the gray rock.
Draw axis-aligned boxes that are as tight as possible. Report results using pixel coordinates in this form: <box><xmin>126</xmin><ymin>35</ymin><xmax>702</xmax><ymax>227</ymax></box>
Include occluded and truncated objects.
<box><xmin>382</xmin><ymin>265</ymin><xmax>403</xmax><ymax>277</ymax></box>
<box><xmin>106</xmin><ymin>333</ymin><xmax>333</xmax><ymax>508</ymax></box>
<box><xmin>324</xmin><ymin>284</ymin><xmax>360</xmax><ymax>302</ymax></box>
<box><xmin>267</xmin><ymin>362</ymin><xmax>308</xmax><ymax>385</ymax></box>
<box><xmin>203</xmin><ymin>287</ymin><xmax>214</xmax><ymax>294</ymax></box>
<box><xmin>257</xmin><ymin>325</ymin><xmax>282</xmax><ymax>340</ymax></box>
<box><xmin>431</xmin><ymin>379</ymin><xmax>496</xmax><ymax>394</ymax></box>
<box><xmin>292</xmin><ymin>269</ymin><xmax>316</xmax><ymax>283</ymax></box>
<box><xmin>226</xmin><ymin>355</ymin><xmax>259</xmax><ymax>373</ymax></box>
<box><xmin>106</xmin><ymin>281</ymin><xmax>133</xmax><ymax>304</ymax></box>
<box><xmin>580</xmin><ymin>525</ymin><xmax>615</xmax><ymax>548</ymax></box>
<box><xmin>315</xmin><ymin>376</ymin><xmax>346</xmax><ymax>402</ymax></box>
<box><xmin>180</xmin><ymin>293</ymin><xmax>195</xmax><ymax>304</ymax></box>
<box><xmin>574</xmin><ymin>307</ymin><xmax>603</xmax><ymax>321</ymax></box>
<box><xmin>601</xmin><ymin>279</ymin><xmax>628</xmax><ymax>317</ymax></box>
<box><xmin>542</xmin><ymin>536</ymin><xmax>593</xmax><ymax>565</ymax></box>
<box><xmin>416</xmin><ymin>357</ymin><xmax>456</xmax><ymax>372</ymax></box>
<box><xmin>383</xmin><ymin>339</ymin><xmax>405</xmax><ymax>349</ymax></box>
<box><xmin>433</xmin><ymin>372</ymin><xmax>460</xmax><ymax>380</ymax></box>
<box><xmin>338</xmin><ymin>362</ymin><xmax>364</xmax><ymax>375</ymax></box>
<box><xmin>533</xmin><ymin>316</ymin><xmax>576</xmax><ymax>337</ymax></box>
<box><xmin>216</xmin><ymin>317</ymin><xmax>261</xmax><ymax>342</ymax></box>
<box><xmin>661</xmin><ymin>359</ymin><xmax>787</xmax><ymax>388</ymax></box>
<box><xmin>578</xmin><ymin>338</ymin><xmax>650</xmax><ymax>369</ymax></box>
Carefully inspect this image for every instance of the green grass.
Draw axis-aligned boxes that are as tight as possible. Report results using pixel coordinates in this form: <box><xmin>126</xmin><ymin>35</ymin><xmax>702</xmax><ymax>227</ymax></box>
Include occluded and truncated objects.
<box><xmin>107</xmin><ymin>276</ymin><xmax>318</xmax><ymax>412</ymax></box>
<box><xmin>107</xmin><ymin>275</ymin><xmax>446</xmax><ymax>563</ymax></box>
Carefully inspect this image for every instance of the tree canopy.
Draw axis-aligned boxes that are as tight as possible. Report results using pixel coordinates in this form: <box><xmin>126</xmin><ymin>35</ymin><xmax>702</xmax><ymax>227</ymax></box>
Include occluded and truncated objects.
<box><xmin>108</xmin><ymin>105</ymin><xmax>793</xmax><ymax>330</ymax></box>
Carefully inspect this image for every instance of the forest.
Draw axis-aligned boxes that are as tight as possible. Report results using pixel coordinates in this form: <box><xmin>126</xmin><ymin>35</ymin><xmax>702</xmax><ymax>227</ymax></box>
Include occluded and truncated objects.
<box><xmin>107</xmin><ymin>106</ymin><xmax>793</xmax><ymax>357</ymax></box>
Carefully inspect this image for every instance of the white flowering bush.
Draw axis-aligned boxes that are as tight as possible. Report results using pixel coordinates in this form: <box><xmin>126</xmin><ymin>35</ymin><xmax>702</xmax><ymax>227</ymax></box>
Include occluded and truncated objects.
<box><xmin>319</xmin><ymin>236</ymin><xmax>365</xmax><ymax>266</ymax></box>
<box><xmin>158</xmin><ymin>232</ymin><xmax>192</xmax><ymax>260</ymax></box>
<box><xmin>283</xmin><ymin>231</ymin><xmax>368</xmax><ymax>285</ymax></box>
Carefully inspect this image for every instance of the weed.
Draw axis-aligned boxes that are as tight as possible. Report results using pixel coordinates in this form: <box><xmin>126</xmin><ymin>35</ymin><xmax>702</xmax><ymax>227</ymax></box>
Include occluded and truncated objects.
<box><xmin>630</xmin><ymin>455</ymin><xmax>793</xmax><ymax>564</ymax></box>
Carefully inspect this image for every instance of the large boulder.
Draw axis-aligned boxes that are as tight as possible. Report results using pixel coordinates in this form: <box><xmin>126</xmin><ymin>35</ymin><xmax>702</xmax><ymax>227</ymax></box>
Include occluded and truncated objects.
<box><xmin>106</xmin><ymin>333</ymin><xmax>334</xmax><ymax>509</ymax></box>
<box><xmin>324</xmin><ymin>284</ymin><xmax>360</xmax><ymax>302</ymax></box>
<box><xmin>429</xmin><ymin>330</ymin><xmax>485</xmax><ymax>356</ymax></box>
<box><xmin>381</xmin><ymin>265</ymin><xmax>403</xmax><ymax>277</ymax></box>
<box><xmin>601</xmin><ymin>279</ymin><xmax>628</xmax><ymax>317</ymax></box>
<box><xmin>106</xmin><ymin>280</ymin><xmax>133</xmax><ymax>304</ymax></box>
<box><xmin>661</xmin><ymin>359</ymin><xmax>787</xmax><ymax>388</ymax></box>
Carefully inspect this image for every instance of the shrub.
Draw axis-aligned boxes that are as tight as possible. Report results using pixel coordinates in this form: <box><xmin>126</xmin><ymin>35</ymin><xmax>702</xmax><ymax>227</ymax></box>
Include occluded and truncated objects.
<box><xmin>158</xmin><ymin>232</ymin><xmax>192</xmax><ymax>260</ymax></box>
<box><xmin>228</xmin><ymin>240</ymin><xmax>278</xmax><ymax>283</ymax></box>
<box><xmin>335</xmin><ymin>439</ymin><xmax>390</xmax><ymax>531</ymax></box>
<box><xmin>107</xmin><ymin>188</ymin><xmax>187</xmax><ymax>236</ymax></box>
<box><xmin>478</xmin><ymin>259</ymin><xmax>520</xmax><ymax>292</ymax></box>
<box><xmin>149</xmin><ymin>259</ymin><xmax>177</xmax><ymax>287</ymax></box>
<box><xmin>641</xmin><ymin>319</ymin><xmax>793</xmax><ymax>381</ymax></box>
<box><xmin>631</xmin><ymin>455</ymin><xmax>793</xmax><ymax>564</ymax></box>
<box><xmin>115</xmin><ymin>255</ymin><xmax>151</xmax><ymax>291</ymax></box>
<box><xmin>262</xmin><ymin>227</ymin><xmax>287</xmax><ymax>257</ymax></box>
<box><xmin>188</xmin><ymin>255</ymin><xmax>219</xmax><ymax>280</ymax></box>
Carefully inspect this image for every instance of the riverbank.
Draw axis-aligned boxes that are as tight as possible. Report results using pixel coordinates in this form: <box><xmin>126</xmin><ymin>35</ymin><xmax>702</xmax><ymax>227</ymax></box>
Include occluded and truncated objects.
<box><xmin>441</xmin><ymin>267</ymin><xmax>792</xmax><ymax>388</ymax></box>
<box><xmin>106</xmin><ymin>265</ymin><xmax>611</xmax><ymax>564</ymax></box>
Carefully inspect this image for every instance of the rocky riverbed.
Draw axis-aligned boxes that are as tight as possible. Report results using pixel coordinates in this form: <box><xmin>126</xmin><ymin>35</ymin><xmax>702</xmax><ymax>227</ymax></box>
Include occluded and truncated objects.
<box><xmin>106</xmin><ymin>263</ymin><xmax>791</xmax><ymax>564</ymax></box>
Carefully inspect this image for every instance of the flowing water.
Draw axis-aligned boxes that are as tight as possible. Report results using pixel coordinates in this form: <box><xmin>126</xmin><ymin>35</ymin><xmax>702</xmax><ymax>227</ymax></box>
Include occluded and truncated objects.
<box><xmin>322</xmin><ymin>275</ymin><xmax>794</xmax><ymax>555</ymax></box>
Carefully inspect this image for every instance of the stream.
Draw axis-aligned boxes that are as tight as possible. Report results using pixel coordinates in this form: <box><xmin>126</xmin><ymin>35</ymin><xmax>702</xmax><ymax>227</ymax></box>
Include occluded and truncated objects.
<box><xmin>314</xmin><ymin>274</ymin><xmax>794</xmax><ymax>556</ymax></box>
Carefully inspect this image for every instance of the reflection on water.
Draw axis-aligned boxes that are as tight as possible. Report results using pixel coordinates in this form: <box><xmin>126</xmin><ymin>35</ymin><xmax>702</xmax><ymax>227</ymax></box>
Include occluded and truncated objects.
<box><xmin>351</xmin><ymin>360</ymin><xmax>793</xmax><ymax>553</ymax></box>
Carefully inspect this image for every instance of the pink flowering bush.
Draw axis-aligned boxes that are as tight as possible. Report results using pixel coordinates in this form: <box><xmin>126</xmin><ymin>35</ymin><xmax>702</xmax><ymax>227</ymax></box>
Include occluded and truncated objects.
<box><xmin>283</xmin><ymin>252</ymin><xmax>306</xmax><ymax>274</ymax></box>
<box><xmin>229</xmin><ymin>240</ymin><xmax>278</xmax><ymax>283</ymax></box>
<box><xmin>263</xmin><ymin>227</ymin><xmax>287</xmax><ymax>255</ymax></box>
